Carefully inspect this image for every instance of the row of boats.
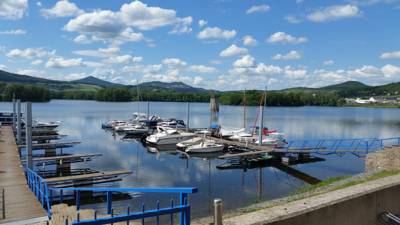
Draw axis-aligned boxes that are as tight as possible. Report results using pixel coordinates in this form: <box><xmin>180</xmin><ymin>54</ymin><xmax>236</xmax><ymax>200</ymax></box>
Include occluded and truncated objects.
<box><xmin>102</xmin><ymin>112</ymin><xmax>287</xmax><ymax>154</ymax></box>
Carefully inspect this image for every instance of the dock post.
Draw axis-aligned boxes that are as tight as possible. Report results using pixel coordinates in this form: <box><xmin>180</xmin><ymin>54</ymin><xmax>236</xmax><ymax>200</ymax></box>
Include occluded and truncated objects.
<box><xmin>147</xmin><ymin>101</ymin><xmax>150</xmax><ymax>133</ymax></box>
<box><xmin>26</xmin><ymin>102</ymin><xmax>33</xmax><ymax>169</ymax></box>
<box><xmin>12</xmin><ymin>97</ymin><xmax>16</xmax><ymax>130</ymax></box>
<box><xmin>16</xmin><ymin>100</ymin><xmax>21</xmax><ymax>144</ymax></box>
<box><xmin>186</xmin><ymin>102</ymin><xmax>190</xmax><ymax>132</ymax></box>
<box><xmin>258</xmin><ymin>103</ymin><xmax>264</xmax><ymax>146</ymax></box>
<box><xmin>214</xmin><ymin>198</ymin><xmax>223</xmax><ymax>225</ymax></box>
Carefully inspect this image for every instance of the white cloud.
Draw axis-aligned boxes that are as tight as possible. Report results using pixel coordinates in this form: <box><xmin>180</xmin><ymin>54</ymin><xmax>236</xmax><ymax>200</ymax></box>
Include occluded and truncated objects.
<box><xmin>246</xmin><ymin>4</ymin><xmax>270</xmax><ymax>14</ymax></box>
<box><xmin>0</xmin><ymin>0</ymin><xmax>28</xmax><ymax>20</ymax></box>
<box><xmin>103</xmin><ymin>55</ymin><xmax>132</xmax><ymax>64</ymax></box>
<box><xmin>6</xmin><ymin>48</ymin><xmax>55</xmax><ymax>59</ymax></box>
<box><xmin>189</xmin><ymin>65</ymin><xmax>216</xmax><ymax>73</ymax></box>
<box><xmin>296</xmin><ymin>0</ymin><xmax>304</xmax><ymax>4</ymax></box>
<box><xmin>197</xmin><ymin>27</ymin><xmax>236</xmax><ymax>40</ymax></box>
<box><xmin>243</xmin><ymin>35</ymin><xmax>257</xmax><ymax>46</ymax></box>
<box><xmin>198</xmin><ymin>19</ymin><xmax>207</xmax><ymax>27</ymax></box>
<box><xmin>46</xmin><ymin>57</ymin><xmax>84</xmax><ymax>68</ymax></box>
<box><xmin>284</xmin><ymin>66</ymin><xmax>308</xmax><ymax>79</ymax></box>
<box><xmin>73</xmin><ymin>34</ymin><xmax>91</xmax><ymax>44</ymax></box>
<box><xmin>36</xmin><ymin>1</ymin><xmax>42</xmax><ymax>7</ymax></box>
<box><xmin>162</xmin><ymin>58</ymin><xmax>187</xmax><ymax>66</ymax></box>
<box><xmin>219</xmin><ymin>44</ymin><xmax>248</xmax><ymax>57</ymax></box>
<box><xmin>132</xmin><ymin>56</ymin><xmax>143</xmax><ymax>63</ymax></box>
<box><xmin>380</xmin><ymin>51</ymin><xmax>400</xmax><ymax>59</ymax></box>
<box><xmin>285</xmin><ymin>15</ymin><xmax>301</xmax><ymax>24</ymax></box>
<box><xmin>254</xmin><ymin>63</ymin><xmax>282</xmax><ymax>75</ymax></box>
<box><xmin>233</xmin><ymin>55</ymin><xmax>255</xmax><ymax>68</ymax></box>
<box><xmin>73</xmin><ymin>47</ymin><xmax>120</xmax><ymax>58</ymax></box>
<box><xmin>267</xmin><ymin>32</ymin><xmax>308</xmax><ymax>44</ymax></box>
<box><xmin>0</xmin><ymin>64</ymin><xmax>7</xmax><ymax>70</ymax></box>
<box><xmin>169</xmin><ymin>16</ymin><xmax>193</xmax><ymax>34</ymax></box>
<box><xmin>31</xmin><ymin>59</ymin><xmax>43</xmax><ymax>65</ymax></box>
<box><xmin>17</xmin><ymin>69</ymin><xmax>45</xmax><ymax>77</ymax></box>
<box><xmin>41</xmin><ymin>0</ymin><xmax>84</xmax><ymax>18</ymax></box>
<box><xmin>382</xmin><ymin>64</ymin><xmax>400</xmax><ymax>78</ymax></box>
<box><xmin>272</xmin><ymin>50</ymin><xmax>302</xmax><ymax>60</ymax></box>
<box><xmin>120</xmin><ymin>1</ymin><xmax>190</xmax><ymax>31</ymax></box>
<box><xmin>307</xmin><ymin>5</ymin><xmax>360</xmax><ymax>22</ymax></box>
<box><xmin>323</xmin><ymin>59</ymin><xmax>334</xmax><ymax>65</ymax></box>
<box><xmin>0</xmin><ymin>29</ymin><xmax>26</xmax><ymax>35</ymax></box>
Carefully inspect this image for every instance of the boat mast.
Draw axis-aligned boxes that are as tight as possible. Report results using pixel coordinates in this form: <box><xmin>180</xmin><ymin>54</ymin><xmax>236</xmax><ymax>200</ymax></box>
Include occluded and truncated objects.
<box><xmin>243</xmin><ymin>89</ymin><xmax>246</xmax><ymax>130</ymax></box>
<box><xmin>258</xmin><ymin>87</ymin><xmax>267</xmax><ymax>146</ymax></box>
<box><xmin>136</xmin><ymin>79</ymin><xmax>140</xmax><ymax>113</ymax></box>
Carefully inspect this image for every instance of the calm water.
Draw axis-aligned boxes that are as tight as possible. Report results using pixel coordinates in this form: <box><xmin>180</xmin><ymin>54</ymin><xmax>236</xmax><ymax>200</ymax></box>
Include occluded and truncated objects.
<box><xmin>1</xmin><ymin>100</ymin><xmax>400</xmax><ymax>218</ymax></box>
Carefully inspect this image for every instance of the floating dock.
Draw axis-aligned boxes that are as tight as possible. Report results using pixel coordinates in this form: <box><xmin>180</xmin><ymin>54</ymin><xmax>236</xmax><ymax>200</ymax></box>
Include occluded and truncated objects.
<box><xmin>0</xmin><ymin>126</ymin><xmax>48</xmax><ymax>224</ymax></box>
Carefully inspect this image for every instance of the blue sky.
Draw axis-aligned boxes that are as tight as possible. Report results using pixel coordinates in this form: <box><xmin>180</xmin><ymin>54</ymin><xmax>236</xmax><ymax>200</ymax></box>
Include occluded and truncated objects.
<box><xmin>0</xmin><ymin>0</ymin><xmax>400</xmax><ymax>90</ymax></box>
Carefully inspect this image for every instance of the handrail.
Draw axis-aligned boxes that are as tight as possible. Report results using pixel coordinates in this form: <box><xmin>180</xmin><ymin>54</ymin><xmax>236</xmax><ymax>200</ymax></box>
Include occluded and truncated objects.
<box><xmin>24</xmin><ymin>167</ymin><xmax>197</xmax><ymax>225</ymax></box>
<box><xmin>52</xmin><ymin>187</ymin><xmax>197</xmax><ymax>193</ymax></box>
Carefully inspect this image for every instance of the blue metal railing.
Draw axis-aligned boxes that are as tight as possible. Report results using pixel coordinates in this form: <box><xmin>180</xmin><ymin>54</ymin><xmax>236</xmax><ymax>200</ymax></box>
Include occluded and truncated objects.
<box><xmin>280</xmin><ymin>137</ymin><xmax>400</xmax><ymax>156</ymax></box>
<box><xmin>24</xmin><ymin>168</ymin><xmax>197</xmax><ymax>225</ymax></box>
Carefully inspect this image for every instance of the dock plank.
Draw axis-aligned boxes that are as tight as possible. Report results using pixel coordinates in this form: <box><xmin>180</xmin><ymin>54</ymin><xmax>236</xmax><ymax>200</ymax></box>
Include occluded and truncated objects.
<box><xmin>45</xmin><ymin>170</ymin><xmax>132</xmax><ymax>184</ymax></box>
<box><xmin>0</xmin><ymin>126</ymin><xmax>48</xmax><ymax>224</ymax></box>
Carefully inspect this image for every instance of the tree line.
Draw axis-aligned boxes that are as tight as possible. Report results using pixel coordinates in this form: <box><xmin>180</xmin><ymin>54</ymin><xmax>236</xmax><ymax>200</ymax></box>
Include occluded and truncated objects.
<box><xmin>0</xmin><ymin>83</ymin><xmax>344</xmax><ymax>106</ymax></box>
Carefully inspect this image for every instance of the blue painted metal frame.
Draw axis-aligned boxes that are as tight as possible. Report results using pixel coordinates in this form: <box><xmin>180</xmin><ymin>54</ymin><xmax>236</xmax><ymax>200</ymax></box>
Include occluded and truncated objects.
<box><xmin>24</xmin><ymin>168</ymin><xmax>197</xmax><ymax>225</ymax></box>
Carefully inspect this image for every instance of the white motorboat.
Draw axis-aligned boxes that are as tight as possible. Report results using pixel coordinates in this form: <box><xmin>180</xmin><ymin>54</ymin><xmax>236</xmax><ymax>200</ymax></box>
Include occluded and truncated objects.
<box><xmin>158</xmin><ymin>119</ymin><xmax>186</xmax><ymax>129</ymax></box>
<box><xmin>219</xmin><ymin>127</ymin><xmax>245</xmax><ymax>137</ymax></box>
<box><xmin>146</xmin><ymin>127</ymin><xmax>195</xmax><ymax>145</ymax></box>
<box><xmin>32</xmin><ymin>120</ymin><xmax>61</xmax><ymax>130</ymax></box>
<box><xmin>185</xmin><ymin>141</ymin><xmax>224</xmax><ymax>153</ymax></box>
<box><xmin>123</xmin><ymin>124</ymin><xmax>149</xmax><ymax>135</ymax></box>
<box><xmin>228</xmin><ymin>132</ymin><xmax>253</xmax><ymax>141</ymax></box>
<box><xmin>132</xmin><ymin>112</ymin><xmax>148</xmax><ymax>122</ymax></box>
<box><xmin>176</xmin><ymin>137</ymin><xmax>204</xmax><ymax>149</ymax></box>
<box><xmin>254</xmin><ymin>132</ymin><xmax>287</xmax><ymax>147</ymax></box>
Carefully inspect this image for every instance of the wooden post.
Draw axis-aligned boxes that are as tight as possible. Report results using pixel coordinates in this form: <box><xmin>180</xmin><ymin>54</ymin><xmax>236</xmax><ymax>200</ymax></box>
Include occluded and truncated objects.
<box><xmin>2</xmin><ymin>188</ymin><xmax>5</xmax><ymax>219</ymax></box>
<box><xmin>17</xmin><ymin>100</ymin><xmax>21</xmax><ymax>145</ymax></box>
<box><xmin>26</xmin><ymin>102</ymin><xmax>33</xmax><ymax>169</ymax></box>
<box><xmin>214</xmin><ymin>198</ymin><xmax>223</xmax><ymax>225</ymax></box>
<box><xmin>186</xmin><ymin>102</ymin><xmax>190</xmax><ymax>132</ymax></box>
<box><xmin>12</xmin><ymin>97</ymin><xmax>16</xmax><ymax>130</ymax></box>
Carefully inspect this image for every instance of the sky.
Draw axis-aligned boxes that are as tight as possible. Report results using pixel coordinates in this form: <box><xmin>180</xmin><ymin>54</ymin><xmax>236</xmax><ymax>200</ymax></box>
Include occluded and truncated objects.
<box><xmin>0</xmin><ymin>0</ymin><xmax>400</xmax><ymax>90</ymax></box>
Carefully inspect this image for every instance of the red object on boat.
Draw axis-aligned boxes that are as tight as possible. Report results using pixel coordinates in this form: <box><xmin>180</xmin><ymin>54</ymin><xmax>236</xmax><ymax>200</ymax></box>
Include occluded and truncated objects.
<box><xmin>263</xmin><ymin>128</ymin><xmax>277</xmax><ymax>135</ymax></box>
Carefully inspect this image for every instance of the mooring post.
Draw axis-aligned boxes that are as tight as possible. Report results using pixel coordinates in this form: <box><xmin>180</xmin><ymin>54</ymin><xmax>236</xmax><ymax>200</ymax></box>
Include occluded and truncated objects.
<box><xmin>147</xmin><ymin>101</ymin><xmax>150</xmax><ymax>132</ymax></box>
<box><xmin>17</xmin><ymin>100</ymin><xmax>22</xmax><ymax>144</ymax></box>
<box><xmin>214</xmin><ymin>198</ymin><xmax>223</xmax><ymax>225</ymax></box>
<box><xmin>12</xmin><ymin>97</ymin><xmax>16</xmax><ymax>130</ymax></box>
<box><xmin>186</xmin><ymin>102</ymin><xmax>190</xmax><ymax>132</ymax></box>
<box><xmin>26</xmin><ymin>102</ymin><xmax>33</xmax><ymax>169</ymax></box>
<box><xmin>258</xmin><ymin>103</ymin><xmax>264</xmax><ymax>146</ymax></box>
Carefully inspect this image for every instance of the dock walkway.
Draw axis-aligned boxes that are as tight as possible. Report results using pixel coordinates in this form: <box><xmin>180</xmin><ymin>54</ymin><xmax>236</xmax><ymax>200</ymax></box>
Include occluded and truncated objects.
<box><xmin>0</xmin><ymin>126</ymin><xmax>48</xmax><ymax>224</ymax></box>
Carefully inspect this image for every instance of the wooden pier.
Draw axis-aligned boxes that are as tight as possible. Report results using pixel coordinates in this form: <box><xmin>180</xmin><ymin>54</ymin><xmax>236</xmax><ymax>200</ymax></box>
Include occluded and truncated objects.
<box><xmin>203</xmin><ymin>135</ymin><xmax>275</xmax><ymax>152</ymax></box>
<box><xmin>0</xmin><ymin>126</ymin><xmax>48</xmax><ymax>224</ymax></box>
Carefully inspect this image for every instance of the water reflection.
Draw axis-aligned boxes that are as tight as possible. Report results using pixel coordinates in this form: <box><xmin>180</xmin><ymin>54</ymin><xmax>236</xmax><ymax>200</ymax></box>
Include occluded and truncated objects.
<box><xmin>1</xmin><ymin>100</ymin><xmax>400</xmax><ymax>218</ymax></box>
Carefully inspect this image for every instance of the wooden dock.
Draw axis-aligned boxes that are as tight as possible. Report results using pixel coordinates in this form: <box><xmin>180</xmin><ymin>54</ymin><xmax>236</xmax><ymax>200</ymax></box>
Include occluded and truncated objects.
<box><xmin>0</xmin><ymin>126</ymin><xmax>48</xmax><ymax>224</ymax></box>
<box><xmin>45</xmin><ymin>170</ymin><xmax>132</xmax><ymax>188</ymax></box>
<box><xmin>18</xmin><ymin>141</ymin><xmax>81</xmax><ymax>150</ymax></box>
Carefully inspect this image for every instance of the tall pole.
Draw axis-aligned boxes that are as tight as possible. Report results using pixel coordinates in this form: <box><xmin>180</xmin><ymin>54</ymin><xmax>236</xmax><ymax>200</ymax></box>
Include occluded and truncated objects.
<box><xmin>186</xmin><ymin>102</ymin><xmax>190</xmax><ymax>132</ymax></box>
<box><xmin>26</xmin><ymin>102</ymin><xmax>33</xmax><ymax>169</ymax></box>
<box><xmin>258</xmin><ymin>89</ymin><xmax>266</xmax><ymax>146</ymax></box>
<box><xmin>146</xmin><ymin>101</ymin><xmax>150</xmax><ymax>133</ymax></box>
<box><xmin>16</xmin><ymin>100</ymin><xmax>21</xmax><ymax>144</ymax></box>
<box><xmin>12</xmin><ymin>95</ymin><xmax>16</xmax><ymax>130</ymax></box>
<box><xmin>243</xmin><ymin>89</ymin><xmax>246</xmax><ymax>130</ymax></box>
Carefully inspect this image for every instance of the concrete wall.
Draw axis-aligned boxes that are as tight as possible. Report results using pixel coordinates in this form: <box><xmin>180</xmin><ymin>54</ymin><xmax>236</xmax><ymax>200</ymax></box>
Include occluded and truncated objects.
<box><xmin>224</xmin><ymin>174</ymin><xmax>400</xmax><ymax>225</ymax></box>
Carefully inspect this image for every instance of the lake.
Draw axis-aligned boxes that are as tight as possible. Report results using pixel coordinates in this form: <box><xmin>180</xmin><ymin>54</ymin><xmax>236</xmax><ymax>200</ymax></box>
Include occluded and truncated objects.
<box><xmin>1</xmin><ymin>100</ymin><xmax>400</xmax><ymax>218</ymax></box>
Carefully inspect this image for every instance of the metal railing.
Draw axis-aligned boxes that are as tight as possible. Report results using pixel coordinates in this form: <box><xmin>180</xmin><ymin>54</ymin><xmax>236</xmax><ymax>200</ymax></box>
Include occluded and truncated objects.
<box><xmin>1</xmin><ymin>188</ymin><xmax>5</xmax><ymax>219</ymax></box>
<box><xmin>280</xmin><ymin>137</ymin><xmax>400</xmax><ymax>156</ymax></box>
<box><xmin>24</xmin><ymin>168</ymin><xmax>197</xmax><ymax>225</ymax></box>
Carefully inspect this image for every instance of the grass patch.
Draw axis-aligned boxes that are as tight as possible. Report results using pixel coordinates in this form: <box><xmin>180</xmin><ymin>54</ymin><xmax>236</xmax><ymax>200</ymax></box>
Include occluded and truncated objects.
<box><xmin>293</xmin><ymin>170</ymin><xmax>400</xmax><ymax>196</ymax></box>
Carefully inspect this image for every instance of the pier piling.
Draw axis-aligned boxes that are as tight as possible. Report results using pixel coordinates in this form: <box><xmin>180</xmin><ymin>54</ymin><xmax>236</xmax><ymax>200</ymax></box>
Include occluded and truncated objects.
<box><xmin>214</xmin><ymin>198</ymin><xmax>223</xmax><ymax>225</ymax></box>
<box><xmin>12</xmin><ymin>98</ymin><xmax>16</xmax><ymax>130</ymax></box>
<box><xmin>16</xmin><ymin>100</ymin><xmax>21</xmax><ymax>144</ymax></box>
<box><xmin>186</xmin><ymin>102</ymin><xmax>190</xmax><ymax>132</ymax></box>
<box><xmin>26</xmin><ymin>102</ymin><xmax>33</xmax><ymax>169</ymax></box>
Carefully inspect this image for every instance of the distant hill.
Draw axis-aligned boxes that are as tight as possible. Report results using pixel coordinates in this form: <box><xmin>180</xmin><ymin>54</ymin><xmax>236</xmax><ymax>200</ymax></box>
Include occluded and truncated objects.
<box><xmin>0</xmin><ymin>70</ymin><xmax>63</xmax><ymax>84</ymax></box>
<box><xmin>132</xmin><ymin>81</ymin><xmax>209</xmax><ymax>93</ymax></box>
<box><xmin>0</xmin><ymin>69</ymin><xmax>210</xmax><ymax>93</ymax></box>
<box><xmin>72</xmin><ymin>76</ymin><xmax>122</xmax><ymax>88</ymax></box>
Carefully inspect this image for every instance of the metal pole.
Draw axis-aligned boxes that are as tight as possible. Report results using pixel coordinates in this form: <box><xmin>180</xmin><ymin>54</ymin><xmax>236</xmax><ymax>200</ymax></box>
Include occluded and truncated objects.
<box><xmin>214</xmin><ymin>199</ymin><xmax>223</xmax><ymax>225</ymax></box>
<box><xmin>243</xmin><ymin>89</ymin><xmax>246</xmax><ymax>130</ymax></box>
<box><xmin>186</xmin><ymin>102</ymin><xmax>190</xmax><ymax>132</ymax></box>
<box><xmin>258</xmin><ymin>104</ymin><xmax>264</xmax><ymax>146</ymax></box>
<box><xmin>2</xmin><ymin>188</ymin><xmax>5</xmax><ymax>219</ymax></box>
<box><xmin>26</xmin><ymin>102</ymin><xmax>33</xmax><ymax>169</ymax></box>
<box><xmin>12</xmin><ymin>97</ymin><xmax>16</xmax><ymax>130</ymax></box>
<box><xmin>147</xmin><ymin>101</ymin><xmax>150</xmax><ymax>133</ymax></box>
<box><xmin>17</xmin><ymin>100</ymin><xmax>21</xmax><ymax>144</ymax></box>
